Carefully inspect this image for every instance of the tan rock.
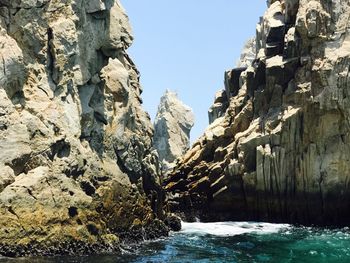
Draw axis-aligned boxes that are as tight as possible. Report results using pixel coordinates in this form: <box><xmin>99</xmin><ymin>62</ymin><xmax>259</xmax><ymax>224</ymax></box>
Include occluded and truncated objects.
<box><xmin>0</xmin><ymin>0</ymin><xmax>166</xmax><ymax>255</ymax></box>
<box><xmin>154</xmin><ymin>90</ymin><xmax>194</xmax><ymax>172</ymax></box>
<box><xmin>166</xmin><ymin>0</ymin><xmax>350</xmax><ymax>226</ymax></box>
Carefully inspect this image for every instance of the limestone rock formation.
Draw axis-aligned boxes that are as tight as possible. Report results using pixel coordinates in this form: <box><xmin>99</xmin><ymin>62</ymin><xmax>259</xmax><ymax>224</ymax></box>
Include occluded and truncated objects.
<box><xmin>166</xmin><ymin>0</ymin><xmax>350</xmax><ymax>226</ymax></box>
<box><xmin>154</xmin><ymin>90</ymin><xmax>194</xmax><ymax>172</ymax></box>
<box><xmin>0</xmin><ymin>0</ymin><xmax>166</xmax><ymax>256</ymax></box>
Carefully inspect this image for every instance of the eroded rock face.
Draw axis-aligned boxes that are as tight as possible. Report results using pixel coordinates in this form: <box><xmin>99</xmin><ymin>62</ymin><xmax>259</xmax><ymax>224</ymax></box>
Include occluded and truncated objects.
<box><xmin>209</xmin><ymin>38</ymin><xmax>256</xmax><ymax>125</ymax></box>
<box><xmin>166</xmin><ymin>0</ymin><xmax>350</xmax><ymax>226</ymax></box>
<box><xmin>154</xmin><ymin>90</ymin><xmax>194</xmax><ymax>172</ymax></box>
<box><xmin>0</xmin><ymin>0</ymin><xmax>166</xmax><ymax>256</ymax></box>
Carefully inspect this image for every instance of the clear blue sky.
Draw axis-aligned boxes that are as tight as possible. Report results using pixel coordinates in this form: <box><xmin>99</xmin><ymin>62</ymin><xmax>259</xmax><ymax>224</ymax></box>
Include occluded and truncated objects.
<box><xmin>122</xmin><ymin>1</ymin><xmax>267</xmax><ymax>142</ymax></box>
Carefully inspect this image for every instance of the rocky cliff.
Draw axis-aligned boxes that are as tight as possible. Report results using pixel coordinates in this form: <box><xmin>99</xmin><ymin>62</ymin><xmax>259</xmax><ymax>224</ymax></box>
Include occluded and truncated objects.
<box><xmin>0</xmin><ymin>0</ymin><xmax>168</xmax><ymax>257</ymax></box>
<box><xmin>166</xmin><ymin>0</ymin><xmax>350</xmax><ymax>226</ymax></box>
<box><xmin>154</xmin><ymin>90</ymin><xmax>194</xmax><ymax>172</ymax></box>
<box><xmin>209</xmin><ymin>38</ymin><xmax>256</xmax><ymax>125</ymax></box>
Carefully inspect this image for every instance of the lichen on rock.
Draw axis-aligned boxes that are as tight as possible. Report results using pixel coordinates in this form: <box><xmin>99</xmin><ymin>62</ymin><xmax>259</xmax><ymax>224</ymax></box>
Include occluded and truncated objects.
<box><xmin>0</xmin><ymin>0</ymin><xmax>167</xmax><ymax>257</ymax></box>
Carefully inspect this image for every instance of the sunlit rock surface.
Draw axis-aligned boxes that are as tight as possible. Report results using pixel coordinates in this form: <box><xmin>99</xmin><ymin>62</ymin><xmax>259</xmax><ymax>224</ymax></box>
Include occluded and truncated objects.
<box><xmin>166</xmin><ymin>0</ymin><xmax>350</xmax><ymax>226</ymax></box>
<box><xmin>209</xmin><ymin>38</ymin><xmax>256</xmax><ymax>125</ymax></box>
<box><xmin>0</xmin><ymin>0</ymin><xmax>166</xmax><ymax>256</ymax></box>
<box><xmin>154</xmin><ymin>90</ymin><xmax>194</xmax><ymax>172</ymax></box>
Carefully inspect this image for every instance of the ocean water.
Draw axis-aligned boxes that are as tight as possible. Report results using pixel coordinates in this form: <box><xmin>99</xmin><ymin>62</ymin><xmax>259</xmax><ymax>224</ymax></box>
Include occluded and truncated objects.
<box><xmin>1</xmin><ymin>222</ymin><xmax>350</xmax><ymax>263</ymax></box>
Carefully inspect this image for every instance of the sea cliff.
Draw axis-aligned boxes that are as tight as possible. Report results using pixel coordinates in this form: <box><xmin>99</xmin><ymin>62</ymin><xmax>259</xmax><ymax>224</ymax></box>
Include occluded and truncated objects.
<box><xmin>0</xmin><ymin>0</ymin><xmax>167</xmax><ymax>257</ymax></box>
<box><xmin>166</xmin><ymin>0</ymin><xmax>350</xmax><ymax>226</ymax></box>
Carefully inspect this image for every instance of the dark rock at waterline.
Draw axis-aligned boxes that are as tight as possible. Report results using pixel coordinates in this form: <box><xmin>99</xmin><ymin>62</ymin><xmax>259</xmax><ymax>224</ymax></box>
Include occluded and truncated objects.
<box><xmin>165</xmin><ymin>215</ymin><xmax>182</xmax><ymax>232</ymax></box>
<box><xmin>0</xmin><ymin>219</ymin><xmax>172</xmax><ymax>258</ymax></box>
<box><xmin>0</xmin><ymin>240</ymin><xmax>120</xmax><ymax>258</ymax></box>
<box><xmin>120</xmin><ymin>219</ymin><xmax>169</xmax><ymax>244</ymax></box>
<box><xmin>145</xmin><ymin>219</ymin><xmax>170</xmax><ymax>239</ymax></box>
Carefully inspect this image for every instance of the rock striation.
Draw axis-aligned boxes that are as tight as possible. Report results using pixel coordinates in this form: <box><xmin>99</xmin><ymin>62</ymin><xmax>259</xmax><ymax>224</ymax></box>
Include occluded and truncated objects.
<box><xmin>154</xmin><ymin>90</ymin><xmax>194</xmax><ymax>172</ymax></box>
<box><xmin>0</xmin><ymin>0</ymin><xmax>168</xmax><ymax>257</ymax></box>
<box><xmin>166</xmin><ymin>0</ymin><xmax>350</xmax><ymax>226</ymax></box>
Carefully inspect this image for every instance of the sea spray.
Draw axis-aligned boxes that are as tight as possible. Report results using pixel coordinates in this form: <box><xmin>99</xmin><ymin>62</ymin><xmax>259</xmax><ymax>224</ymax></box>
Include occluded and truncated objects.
<box><xmin>180</xmin><ymin>221</ymin><xmax>290</xmax><ymax>237</ymax></box>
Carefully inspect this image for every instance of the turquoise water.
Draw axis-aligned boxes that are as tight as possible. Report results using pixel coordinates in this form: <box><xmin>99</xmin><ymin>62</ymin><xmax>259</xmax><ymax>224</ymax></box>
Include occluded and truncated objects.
<box><xmin>2</xmin><ymin>222</ymin><xmax>350</xmax><ymax>262</ymax></box>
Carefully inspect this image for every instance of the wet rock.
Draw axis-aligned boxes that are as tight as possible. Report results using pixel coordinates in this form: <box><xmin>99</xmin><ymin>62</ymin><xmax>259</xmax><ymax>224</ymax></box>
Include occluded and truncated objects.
<box><xmin>144</xmin><ymin>219</ymin><xmax>169</xmax><ymax>240</ymax></box>
<box><xmin>164</xmin><ymin>214</ymin><xmax>182</xmax><ymax>232</ymax></box>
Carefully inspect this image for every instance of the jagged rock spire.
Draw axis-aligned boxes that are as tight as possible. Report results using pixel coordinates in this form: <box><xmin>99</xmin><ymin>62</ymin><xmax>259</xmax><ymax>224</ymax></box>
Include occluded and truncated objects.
<box><xmin>153</xmin><ymin>90</ymin><xmax>195</xmax><ymax>172</ymax></box>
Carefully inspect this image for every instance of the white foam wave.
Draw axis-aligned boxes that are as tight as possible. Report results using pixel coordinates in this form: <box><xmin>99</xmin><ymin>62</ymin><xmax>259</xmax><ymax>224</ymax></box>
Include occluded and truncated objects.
<box><xmin>180</xmin><ymin>221</ymin><xmax>290</xmax><ymax>237</ymax></box>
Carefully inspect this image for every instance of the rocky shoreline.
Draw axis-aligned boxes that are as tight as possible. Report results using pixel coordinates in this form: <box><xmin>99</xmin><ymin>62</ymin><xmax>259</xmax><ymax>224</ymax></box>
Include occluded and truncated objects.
<box><xmin>0</xmin><ymin>217</ymin><xmax>181</xmax><ymax>258</ymax></box>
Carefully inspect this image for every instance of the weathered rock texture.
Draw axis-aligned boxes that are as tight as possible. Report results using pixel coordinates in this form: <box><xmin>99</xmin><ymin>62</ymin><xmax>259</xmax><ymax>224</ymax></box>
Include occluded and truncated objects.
<box><xmin>166</xmin><ymin>0</ymin><xmax>350</xmax><ymax>226</ymax></box>
<box><xmin>0</xmin><ymin>0</ymin><xmax>166</xmax><ymax>257</ymax></box>
<box><xmin>154</xmin><ymin>90</ymin><xmax>194</xmax><ymax>172</ymax></box>
<box><xmin>209</xmin><ymin>39</ymin><xmax>256</xmax><ymax>125</ymax></box>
